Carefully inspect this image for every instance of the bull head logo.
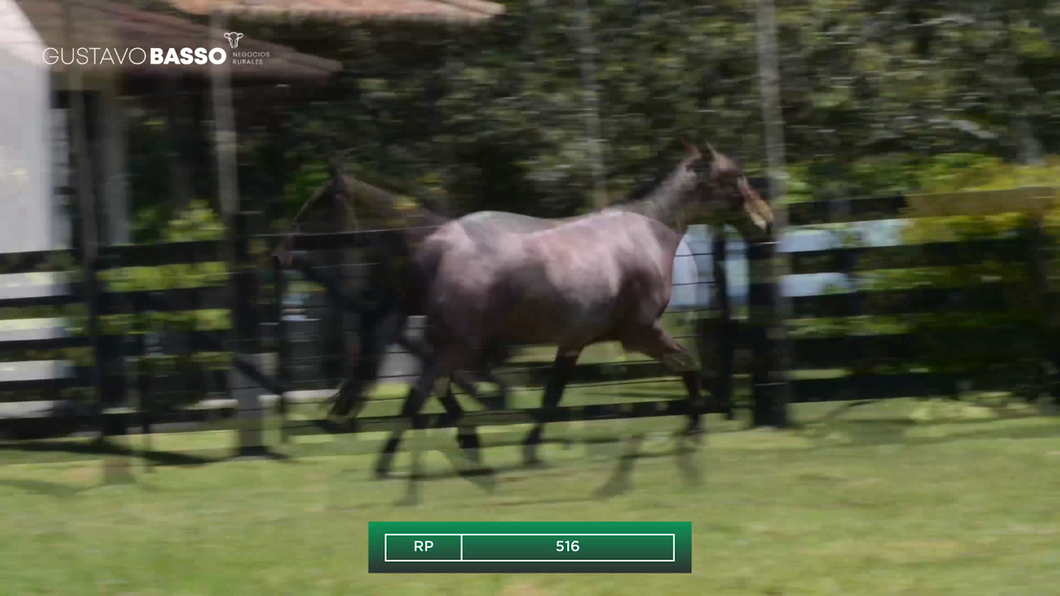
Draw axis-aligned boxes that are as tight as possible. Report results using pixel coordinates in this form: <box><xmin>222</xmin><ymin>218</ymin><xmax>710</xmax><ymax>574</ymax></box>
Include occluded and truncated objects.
<box><xmin>224</xmin><ymin>32</ymin><xmax>244</xmax><ymax>49</ymax></box>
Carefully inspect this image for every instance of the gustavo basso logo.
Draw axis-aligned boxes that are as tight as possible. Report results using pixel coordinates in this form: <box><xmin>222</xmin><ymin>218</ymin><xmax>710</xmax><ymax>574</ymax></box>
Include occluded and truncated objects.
<box><xmin>223</xmin><ymin>32</ymin><xmax>269</xmax><ymax>65</ymax></box>
<box><xmin>42</xmin><ymin>47</ymin><xmax>228</xmax><ymax>66</ymax></box>
<box><xmin>229</xmin><ymin>49</ymin><xmax>269</xmax><ymax>65</ymax></box>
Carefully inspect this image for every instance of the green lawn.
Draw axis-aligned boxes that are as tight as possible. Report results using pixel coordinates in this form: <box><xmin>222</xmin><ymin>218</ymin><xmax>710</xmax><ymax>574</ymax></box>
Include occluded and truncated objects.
<box><xmin>0</xmin><ymin>398</ymin><xmax>1058</xmax><ymax>596</ymax></box>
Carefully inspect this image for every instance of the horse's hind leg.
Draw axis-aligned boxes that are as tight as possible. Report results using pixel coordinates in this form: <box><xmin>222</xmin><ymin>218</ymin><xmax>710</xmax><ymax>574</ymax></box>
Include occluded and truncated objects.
<box><xmin>621</xmin><ymin>321</ymin><xmax>705</xmax><ymax>437</ymax></box>
<box><xmin>523</xmin><ymin>348</ymin><xmax>581</xmax><ymax>466</ymax></box>
<box><xmin>481</xmin><ymin>369</ymin><xmax>511</xmax><ymax>411</ymax></box>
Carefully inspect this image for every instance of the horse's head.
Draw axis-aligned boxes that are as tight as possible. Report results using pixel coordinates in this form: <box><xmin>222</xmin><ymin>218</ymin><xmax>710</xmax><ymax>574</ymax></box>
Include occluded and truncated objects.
<box><xmin>680</xmin><ymin>140</ymin><xmax>774</xmax><ymax>239</ymax></box>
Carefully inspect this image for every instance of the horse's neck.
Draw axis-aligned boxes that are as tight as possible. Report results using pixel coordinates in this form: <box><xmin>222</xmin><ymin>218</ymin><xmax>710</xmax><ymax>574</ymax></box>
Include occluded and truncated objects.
<box><xmin>340</xmin><ymin>175</ymin><xmax>448</xmax><ymax>245</ymax></box>
<box><xmin>623</xmin><ymin>184</ymin><xmax>691</xmax><ymax>236</ymax></box>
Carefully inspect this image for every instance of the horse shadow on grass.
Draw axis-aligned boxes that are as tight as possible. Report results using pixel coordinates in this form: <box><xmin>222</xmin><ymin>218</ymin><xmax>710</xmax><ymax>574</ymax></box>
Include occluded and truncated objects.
<box><xmin>585</xmin><ymin>432</ymin><xmax>704</xmax><ymax>498</ymax></box>
<box><xmin>386</xmin><ymin>428</ymin><xmax>704</xmax><ymax>508</ymax></box>
<box><xmin>790</xmin><ymin>399</ymin><xmax>1060</xmax><ymax>452</ymax></box>
<box><xmin>0</xmin><ymin>477</ymin><xmax>104</xmax><ymax>499</ymax></box>
<box><xmin>0</xmin><ymin>438</ymin><xmax>293</xmax><ymax>469</ymax></box>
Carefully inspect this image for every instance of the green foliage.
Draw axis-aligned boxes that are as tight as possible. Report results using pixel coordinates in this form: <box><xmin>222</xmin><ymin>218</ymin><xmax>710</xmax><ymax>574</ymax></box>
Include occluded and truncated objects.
<box><xmin>108</xmin><ymin>201</ymin><xmax>228</xmax><ymax>296</ymax></box>
<box><xmin>863</xmin><ymin>156</ymin><xmax>1060</xmax><ymax>398</ymax></box>
<box><xmin>115</xmin><ymin>1</ymin><xmax>1060</xmax><ymax>403</ymax></box>
<box><xmin>161</xmin><ymin>200</ymin><xmax>226</xmax><ymax>243</ymax></box>
<box><xmin>915</xmin><ymin>155</ymin><xmax>1060</xmax><ymax>193</ymax></box>
<box><xmin>99</xmin><ymin>203</ymin><xmax>231</xmax><ymax>408</ymax></box>
<box><xmin>120</xmin><ymin>0</ymin><xmax>1058</xmax><ymax>227</ymax></box>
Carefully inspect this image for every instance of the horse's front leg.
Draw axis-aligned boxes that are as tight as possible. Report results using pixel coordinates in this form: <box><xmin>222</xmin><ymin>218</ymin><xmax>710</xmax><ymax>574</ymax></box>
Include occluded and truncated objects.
<box><xmin>433</xmin><ymin>352</ymin><xmax>514</xmax><ymax>463</ymax></box>
<box><xmin>375</xmin><ymin>352</ymin><xmax>458</xmax><ymax>479</ymax></box>
<box><xmin>523</xmin><ymin>348</ymin><xmax>581</xmax><ymax>466</ymax></box>
<box><xmin>435</xmin><ymin>376</ymin><xmax>481</xmax><ymax>462</ymax></box>
<box><xmin>621</xmin><ymin>321</ymin><xmax>705</xmax><ymax>438</ymax></box>
<box><xmin>330</xmin><ymin>307</ymin><xmax>407</xmax><ymax>419</ymax></box>
<box><xmin>479</xmin><ymin>340</ymin><xmax>514</xmax><ymax>411</ymax></box>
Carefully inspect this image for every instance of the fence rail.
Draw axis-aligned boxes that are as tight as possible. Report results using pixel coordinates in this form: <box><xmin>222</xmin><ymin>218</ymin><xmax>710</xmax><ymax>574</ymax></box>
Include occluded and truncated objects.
<box><xmin>0</xmin><ymin>187</ymin><xmax>1056</xmax><ymax>446</ymax></box>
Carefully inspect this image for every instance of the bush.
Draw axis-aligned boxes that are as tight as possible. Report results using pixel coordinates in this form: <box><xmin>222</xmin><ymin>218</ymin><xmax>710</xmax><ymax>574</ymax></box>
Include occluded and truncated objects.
<box><xmin>872</xmin><ymin>155</ymin><xmax>1060</xmax><ymax>399</ymax></box>
<box><xmin>103</xmin><ymin>201</ymin><xmax>231</xmax><ymax>410</ymax></box>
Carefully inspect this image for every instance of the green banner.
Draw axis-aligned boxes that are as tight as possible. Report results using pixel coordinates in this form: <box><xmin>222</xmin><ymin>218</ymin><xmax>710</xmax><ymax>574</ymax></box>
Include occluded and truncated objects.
<box><xmin>368</xmin><ymin>521</ymin><xmax>691</xmax><ymax>573</ymax></box>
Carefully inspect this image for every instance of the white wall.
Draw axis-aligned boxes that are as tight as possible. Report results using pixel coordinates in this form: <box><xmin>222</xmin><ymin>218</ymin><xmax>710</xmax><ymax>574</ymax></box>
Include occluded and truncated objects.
<box><xmin>0</xmin><ymin>0</ymin><xmax>62</xmax><ymax>253</ymax></box>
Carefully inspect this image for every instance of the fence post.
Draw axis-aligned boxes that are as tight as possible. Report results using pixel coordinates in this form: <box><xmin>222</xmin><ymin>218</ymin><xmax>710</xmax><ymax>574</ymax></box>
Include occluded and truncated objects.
<box><xmin>208</xmin><ymin>9</ymin><xmax>266</xmax><ymax>457</ymax></box>
<box><xmin>273</xmin><ymin>257</ymin><xmax>290</xmax><ymax>443</ymax></box>
<box><xmin>61</xmin><ymin>1</ymin><xmax>104</xmax><ymax>445</ymax></box>
<box><xmin>748</xmin><ymin>178</ymin><xmax>791</xmax><ymax>428</ymax></box>
<box><xmin>134</xmin><ymin>292</ymin><xmax>154</xmax><ymax>471</ymax></box>
<box><xmin>748</xmin><ymin>235</ymin><xmax>785</xmax><ymax>427</ymax></box>
<box><xmin>229</xmin><ymin>211</ymin><xmax>266</xmax><ymax>457</ymax></box>
<box><xmin>99</xmin><ymin>253</ymin><xmax>133</xmax><ymax>482</ymax></box>
<box><xmin>324</xmin><ymin>204</ymin><xmax>351</xmax><ymax>392</ymax></box>
<box><xmin>1023</xmin><ymin>214</ymin><xmax>1059</xmax><ymax>403</ymax></box>
<box><xmin>834</xmin><ymin>195</ymin><xmax>866</xmax><ymax>372</ymax></box>
<box><xmin>83</xmin><ymin>252</ymin><xmax>104</xmax><ymax>438</ymax></box>
<box><xmin>753</xmin><ymin>0</ymin><xmax>793</xmax><ymax>428</ymax></box>
<box><xmin>708</xmin><ymin>226</ymin><xmax>735</xmax><ymax>420</ymax></box>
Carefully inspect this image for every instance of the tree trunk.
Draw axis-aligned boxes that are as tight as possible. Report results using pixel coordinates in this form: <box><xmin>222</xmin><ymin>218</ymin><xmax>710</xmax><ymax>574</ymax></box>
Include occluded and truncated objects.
<box><xmin>210</xmin><ymin>11</ymin><xmax>264</xmax><ymax>457</ymax></box>
<box><xmin>165</xmin><ymin>75</ymin><xmax>193</xmax><ymax>213</ymax></box>
<box><xmin>1000</xmin><ymin>10</ymin><xmax>1043</xmax><ymax>166</ymax></box>
<box><xmin>573</xmin><ymin>0</ymin><xmax>608</xmax><ymax>209</ymax></box>
<box><xmin>753</xmin><ymin>0</ymin><xmax>792</xmax><ymax>428</ymax></box>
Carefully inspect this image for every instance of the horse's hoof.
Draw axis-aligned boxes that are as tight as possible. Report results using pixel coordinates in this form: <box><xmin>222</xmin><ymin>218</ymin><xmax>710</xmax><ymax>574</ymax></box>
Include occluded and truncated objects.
<box><xmin>685</xmin><ymin>431</ymin><xmax>706</xmax><ymax>448</ymax></box>
<box><xmin>458</xmin><ymin>466</ymin><xmax>495</xmax><ymax>479</ymax></box>
<box><xmin>522</xmin><ymin>447</ymin><xmax>545</xmax><ymax>468</ymax></box>
<box><xmin>464</xmin><ymin>449</ymin><xmax>483</xmax><ymax>465</ymax></box>
<box><xmin>325</xmin><ymin>412</ymin><xmax>353</xmax><ymax>430</ymax></box>
<box><xmin>675</xmin><ymin>425</ymin><xmax>706</xmax><ymax>441</ymax></box>
<box><xmin>479</xmin><ymin>396</ymin><xmax>505</xmax><ymax>412</ymax></box>
<box><xmin>457</xmin><ymin>431</ymin><xmax>480</xmax><ymax>447</ymax></box>
<box><xmin>374</xmin><ymin>454</ymin><xmax>395</xmax><ymax>480</ymax></box>
<box><xmin>457</xmin><ymin>429</ymin><xmax>482</xmax><ymax>460</ymax></box>
<box><xmin>459</xmin><ymin>445</ymin><xmax>483</xmax><ymax>465</ymax></box>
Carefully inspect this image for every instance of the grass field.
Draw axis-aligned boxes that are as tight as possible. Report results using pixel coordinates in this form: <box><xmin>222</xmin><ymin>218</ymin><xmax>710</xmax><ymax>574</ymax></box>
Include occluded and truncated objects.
<box><xmin>1</xmin><ymin>397</ymin><xmax>1058</xmax><ymax>596</ymax></box>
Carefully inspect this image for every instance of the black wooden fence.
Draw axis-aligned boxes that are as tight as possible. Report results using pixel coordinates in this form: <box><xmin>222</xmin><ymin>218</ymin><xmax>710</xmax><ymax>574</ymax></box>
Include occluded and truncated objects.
<box><xmin>0</xmin><ymin>190</ymin><xmax>1056</xmax><ymax>448</ymax></box>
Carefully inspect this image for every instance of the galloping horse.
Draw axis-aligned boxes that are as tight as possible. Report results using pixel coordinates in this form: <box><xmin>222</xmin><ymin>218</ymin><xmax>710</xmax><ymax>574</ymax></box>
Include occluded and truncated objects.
<box><xmin>366</xmin><ymin>140</ymin><xmax>772</xmax><ymax>476</ymax></box>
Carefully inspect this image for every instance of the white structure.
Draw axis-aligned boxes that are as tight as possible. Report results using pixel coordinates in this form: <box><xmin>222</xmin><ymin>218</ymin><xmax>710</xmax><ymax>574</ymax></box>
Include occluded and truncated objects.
<box><xmin>0</xmin><ymin>0</ymin><xmax>64</xmax><ymax>253</ymax></box>
<box><xmin>1</xmin><ymin>0</ymin><xmax>346</xmax><ymax>257</ymax></box>
<box><xmin>667</xmin><ymin>237</ymin><xmax>700</xmax><ymax>310</ymax></box>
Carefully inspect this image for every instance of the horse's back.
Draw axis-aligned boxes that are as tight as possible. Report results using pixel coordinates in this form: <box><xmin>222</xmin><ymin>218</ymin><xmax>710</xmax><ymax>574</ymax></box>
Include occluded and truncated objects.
<box><xmin>455</xmin><ymin>211</ymin><xmax>559</xmax><ymax>254</ymax></box>
<box><xmin>493</xmin><ymin>212</ymin><xmax>671</xmax><ymax>343</ymax></box>
<box><xmin>427</xmin><ymin>210</ymin><xmax>682</xmax><ymax>348</ymax></box>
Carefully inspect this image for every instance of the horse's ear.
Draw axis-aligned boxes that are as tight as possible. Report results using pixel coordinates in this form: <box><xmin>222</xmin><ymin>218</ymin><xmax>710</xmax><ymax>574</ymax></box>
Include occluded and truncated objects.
<box><xmin>704</xmin><ymin>142</ymin><xmax>721</xmax><ymax>162</ymax></box>
<box><xmin>328</xmin><ymin>156</ymin><xmax>343</xmax><ymax>180</ymax></box>
<box><xmin>327</xmin><ymin>157</ymin><xmax>352</xmax><ymax>197</ymax></box>
<box><xmin>680</xmin><ymin>138</ymin><xmax>701</xmax><ymax>158</ymax></box>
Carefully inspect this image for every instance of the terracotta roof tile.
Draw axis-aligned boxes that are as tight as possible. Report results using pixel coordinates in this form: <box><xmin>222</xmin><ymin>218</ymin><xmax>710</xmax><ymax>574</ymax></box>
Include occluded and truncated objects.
<box><xmin>167</xmin><ymin>0</ymin><xmax>504</xmax><ymax>24</ymax></box>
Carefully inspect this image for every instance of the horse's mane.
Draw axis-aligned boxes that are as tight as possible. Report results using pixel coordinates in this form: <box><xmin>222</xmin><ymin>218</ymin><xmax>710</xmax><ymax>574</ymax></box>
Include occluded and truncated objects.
<box><xmin>623</xmin><ymin>159</ymin><xmax>685</xmax><ymax>204</ymax></box>
<box><xmin>334</xmin><ymin>162</ymin><xmax>450</xmax><ymax>219</ymax></box>
<box><xmin>608</xmin><ymin>153</ymin><xmax>704</xmax><ymax>219</ymax></box>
